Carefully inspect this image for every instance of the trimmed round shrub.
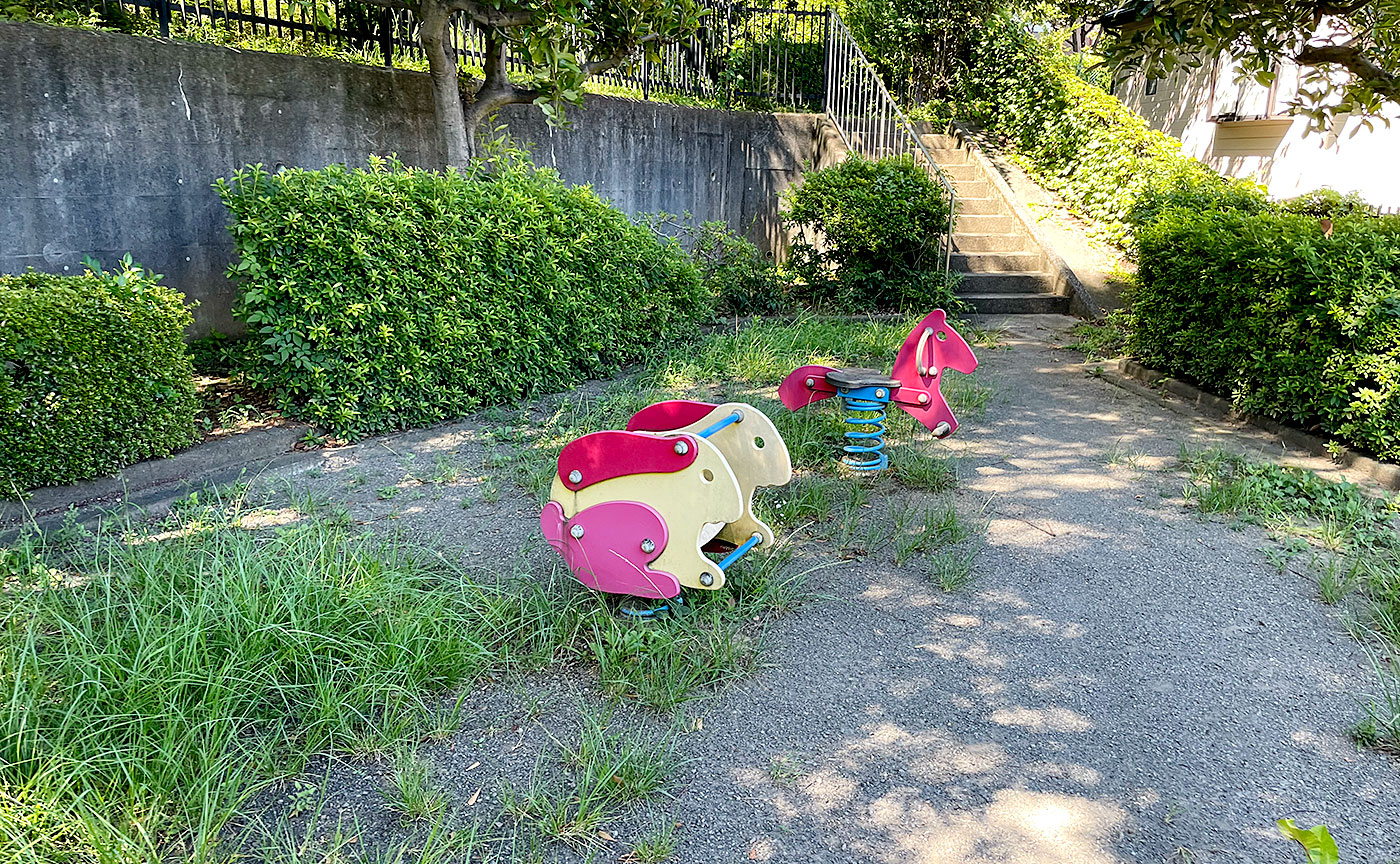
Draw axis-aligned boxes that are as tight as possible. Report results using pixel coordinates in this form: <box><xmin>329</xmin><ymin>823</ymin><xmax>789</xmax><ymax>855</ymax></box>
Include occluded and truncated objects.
<box><xmin>782</xmin><ymin>154</ymin><xmax>958</xmax><ymax>312</ymax></box>
<box><xmin>217</xmin><ymin>156</ymin><xmax>710</xmax><ymax>438</ymax></box>
<box><xmin>0</xmin><ymin>258</ymin><xmax>199</xmax><ymax>492</ymax></box>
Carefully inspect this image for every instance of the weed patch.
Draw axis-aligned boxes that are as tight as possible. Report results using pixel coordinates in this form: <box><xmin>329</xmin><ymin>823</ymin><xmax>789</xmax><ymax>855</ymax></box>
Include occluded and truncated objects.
<box><xmin>1179</xmin><ymin>448</ymin><xmax>1400</xmax><ymax>751</ymax></box>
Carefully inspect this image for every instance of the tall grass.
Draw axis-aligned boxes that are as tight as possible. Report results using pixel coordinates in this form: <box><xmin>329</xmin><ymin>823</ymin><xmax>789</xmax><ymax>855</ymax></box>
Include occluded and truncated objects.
<box><xmin>0</xmin><ymin>496</ymin><xmax>794</xmax><ymax>861</ymax></box>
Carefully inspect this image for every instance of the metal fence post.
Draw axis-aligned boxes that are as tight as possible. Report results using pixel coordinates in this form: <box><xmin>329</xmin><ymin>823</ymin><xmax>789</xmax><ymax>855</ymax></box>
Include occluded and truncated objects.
<box><xmin>157</xmin><ymin>0</ymin><xmax>171</xmax><ymax>37</ymax></box>
<box><xmin>380</xmin><ymin>8</ymin><xmax>394</xmax><ymax>67</ymax></box>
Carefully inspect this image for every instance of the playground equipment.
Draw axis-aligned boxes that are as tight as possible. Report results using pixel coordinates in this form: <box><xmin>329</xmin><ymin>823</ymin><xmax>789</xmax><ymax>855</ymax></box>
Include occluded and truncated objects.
<box><xmin>541</xmin><ymin>401</ymin><xmax>792</xmax><ymax>610</ymax></box>
<box><xmin>778</xmin><ymin>309</ymin><xmax>978</xmax><ymax>471</ymax></box>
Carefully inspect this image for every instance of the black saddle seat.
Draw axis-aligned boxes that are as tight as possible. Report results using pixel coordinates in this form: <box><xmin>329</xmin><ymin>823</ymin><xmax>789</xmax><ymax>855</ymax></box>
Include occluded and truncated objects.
<box><xmin>825</xmin><ymin>367</ymin><xmax>901</xmax><ymax>389</ymax></box>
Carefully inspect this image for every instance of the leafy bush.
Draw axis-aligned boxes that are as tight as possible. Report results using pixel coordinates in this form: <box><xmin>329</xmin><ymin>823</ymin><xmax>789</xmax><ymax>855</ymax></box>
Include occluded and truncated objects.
<box><xmin>1280</xmin><ymin>188</ymin><xmax>1375</xmax><ymax>219</ymax></box>
<box><xmin>959</xmin><ymin>14</ymin><xmax>1269</xmax><ymax>243</ymax></box>
<box><xmin>217</xmin><ymin>155</ymin><xmax>710</xmax><ymax>438</ymax></box>
<box><xmin>1129</xmin><ymin>209</ymin><xmax>1400</xmax><ymax>460</ymax></box>
<box><xmin>782</xmin><ymin>154</ymin><xmax>959</xmax><ymax>312</ymax></box>
<box><xmin>690</xmin><ymin>221</ymin><xmax>788</xmax><ymax>316</ymax></box>
<box><xmin>0</xmin><ymin>258</ymin><xmax>199</xmax><ymax>493</ymax></box>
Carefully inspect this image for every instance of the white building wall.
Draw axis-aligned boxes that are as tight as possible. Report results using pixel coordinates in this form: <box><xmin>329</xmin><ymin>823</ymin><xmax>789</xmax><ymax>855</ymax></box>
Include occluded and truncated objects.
<box><xmin>1116</xmin><ymin>61</ymin><xmax>1400</xmax><ymax>209</ymax></box>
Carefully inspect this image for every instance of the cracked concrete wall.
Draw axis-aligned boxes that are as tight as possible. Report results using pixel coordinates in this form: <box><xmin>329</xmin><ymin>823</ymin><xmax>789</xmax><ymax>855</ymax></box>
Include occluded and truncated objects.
<box><xmin>2</xmin><ymin>21</ymin><xmax>830</xmax><ymax>336</ymax></box>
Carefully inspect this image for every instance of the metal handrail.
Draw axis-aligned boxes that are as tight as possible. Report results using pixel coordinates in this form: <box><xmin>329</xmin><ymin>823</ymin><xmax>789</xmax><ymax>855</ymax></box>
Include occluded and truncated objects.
<box><xmin>822</xmin><ymin>11</ymin><xmax>956</xmax><ymax>277</ymax></box>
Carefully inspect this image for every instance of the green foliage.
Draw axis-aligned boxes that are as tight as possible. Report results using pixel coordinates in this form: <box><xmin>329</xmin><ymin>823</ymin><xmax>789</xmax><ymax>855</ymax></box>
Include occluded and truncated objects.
<box><xmin>1129</xmin><ymin>211</ymin><xmax>1400</xmax><ymax>461</ymax></box>
<box><xmin>1280</xmin><ymin>188</ymin><xmax>1376</xmax><ymax>219</ymax></box>
<box><xmin>0</xmin><ymin>0</ymin><xmax>140</xmax><ymax>28</ymax></box>
<box><xmin>1276</xmin><ymin>819</ymin><xmax>1340</xmax><ymax>864</ymax></box>
<box><xmin>690</xmin><ymin>221</ymin><xmax>788</xmax><ymax>316</ymax></box>
<box><xmin>721</xmin><ymin>3</ymin><xmax>827</xmax><ymax>110</ymax></box>
<box><xmin>0</xmin><ymin>258</ymin><xmax>199</xmax><ymax>493</ymax></box>
<box><xmin>217</xmin><ymin>155</ymin><xmax>709</xmax><ymax>438</ymax></box>
<box><xmin>782</xmin><ymin>154</ymin><xmax>960</xmax><ymax>312</ymax></box>
<box><xmin>840</xmin><ymin>0</ymin><xmax>997</xmax><ymax>101</ymax></box>
<box><xmin>959</xmin><ymin>14</ymin><xmax>1269</xmax><ymax>244</ymax></box>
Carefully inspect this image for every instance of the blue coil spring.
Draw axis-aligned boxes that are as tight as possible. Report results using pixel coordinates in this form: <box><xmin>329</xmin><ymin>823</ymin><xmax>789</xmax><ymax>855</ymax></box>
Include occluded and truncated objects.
<box><xmin>840</xmin><ymin>391</ymin><xmax>889</xmax><ymax>471</ymax></box>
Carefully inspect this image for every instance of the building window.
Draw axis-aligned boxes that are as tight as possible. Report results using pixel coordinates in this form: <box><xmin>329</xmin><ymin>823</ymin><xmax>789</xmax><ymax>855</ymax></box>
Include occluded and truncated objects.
<box><xmin>1145</xmin><ymin>78</ymin><xmax>1159</xmax><ymax>96</ymax></box>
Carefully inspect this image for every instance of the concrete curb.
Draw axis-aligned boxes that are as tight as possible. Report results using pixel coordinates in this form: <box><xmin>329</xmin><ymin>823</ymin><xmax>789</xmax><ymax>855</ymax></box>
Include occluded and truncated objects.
<box><xmin>1102</xmin><ymin>357</ymin><xmax>1400</xmax><ymax>491</ymax></box>
<box><xmin>1</xmin><ymin>424</ymin><xmax>325</xmax><ymax>536</ymax></box>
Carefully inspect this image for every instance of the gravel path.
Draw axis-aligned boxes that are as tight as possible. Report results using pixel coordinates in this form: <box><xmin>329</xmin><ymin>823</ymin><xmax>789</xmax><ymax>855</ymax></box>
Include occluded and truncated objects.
<box><xmin>666</xmin><ymin>314</ymin><xmax>1400</xmax><ymax>864</ymax></box>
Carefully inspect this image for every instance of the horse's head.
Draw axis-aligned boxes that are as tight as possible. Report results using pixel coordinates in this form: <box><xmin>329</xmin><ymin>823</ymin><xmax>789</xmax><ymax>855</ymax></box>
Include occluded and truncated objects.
<box><xmin>888</xmin><ymin>309</ymin><xmax>980</xmax><ymax>436</ymax></box>
<box><xmin>891</xmin><ymin>309</ymin><xmax>979</xmax><ymax>385</ymax></box>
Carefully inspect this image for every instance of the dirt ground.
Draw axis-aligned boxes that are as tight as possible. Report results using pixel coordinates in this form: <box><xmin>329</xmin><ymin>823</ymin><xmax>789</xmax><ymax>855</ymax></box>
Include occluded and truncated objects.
<box><xmin>226</xmin><ymin>314</ymin><xmax>1399</xmax><ymax>864</ymax></box>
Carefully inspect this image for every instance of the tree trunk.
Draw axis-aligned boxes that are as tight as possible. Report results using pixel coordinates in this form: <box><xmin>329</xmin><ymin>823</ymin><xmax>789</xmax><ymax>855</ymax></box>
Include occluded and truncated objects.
<box><xmin>419</xmin><ymin>0</ymin><xmax>473</xmax><ymax>168</ymax></box>
<box><xmin>462</xmin><ymin>35</ymin><xmax>511</xmax><ymax>150</ymax></box>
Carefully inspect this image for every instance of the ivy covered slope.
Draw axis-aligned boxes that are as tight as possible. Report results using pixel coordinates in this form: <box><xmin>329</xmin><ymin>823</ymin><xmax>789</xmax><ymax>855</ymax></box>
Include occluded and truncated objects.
<box><xmin>0</xmin><ymin>260</ymin><xmax>200</xmax><ymax>492</ymax></box>
<box><xmin>959</xmin><ymin>13</ymin><xmax>1267</xmax><ymax>244</ymax></box>
<box><xmin>217</xmin><ymin>156</ymin><xmax>710</xmax><ymax>438</ymax></box>
<box><xmin>1130</xmin><ymin>210</ymin><xmax>1400</xmax><ymax>462</ymax></box>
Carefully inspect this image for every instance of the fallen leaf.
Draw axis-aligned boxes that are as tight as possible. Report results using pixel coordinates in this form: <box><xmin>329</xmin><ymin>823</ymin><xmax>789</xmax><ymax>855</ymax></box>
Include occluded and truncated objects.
<box><xmin>598</xmin><ymin>830</ymin><xmax>617</xmax><ymax>842</ymax></box>
<box><xmin>467</xmin><ymin>787</ymin><xmax>481</xmax><ymax>806</ymax></box>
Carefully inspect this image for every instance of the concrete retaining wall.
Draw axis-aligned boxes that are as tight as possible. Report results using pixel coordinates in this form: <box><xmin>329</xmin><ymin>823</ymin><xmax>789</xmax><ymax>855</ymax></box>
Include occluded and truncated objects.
<box><xmin>1</xmin><ymin>21</ymin><xmax>837</xmax><ymax>336</ymax></box>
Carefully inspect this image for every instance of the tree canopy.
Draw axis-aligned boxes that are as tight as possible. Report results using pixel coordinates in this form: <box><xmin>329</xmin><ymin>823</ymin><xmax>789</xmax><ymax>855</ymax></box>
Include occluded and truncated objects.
<box><xmin>360</xmin><ymin>0</ymin><xmax>703</xmax><ymax>166</ymax></box>
<box><xmin>1098</xmin><ymin>0</ymin><xmax>1400</xmax><ymax>130</ymax></box>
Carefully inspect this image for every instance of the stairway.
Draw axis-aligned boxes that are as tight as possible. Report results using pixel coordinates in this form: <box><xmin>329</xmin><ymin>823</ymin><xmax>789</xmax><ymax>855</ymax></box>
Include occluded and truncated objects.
<box><xmin>919</xmin><ymin>133</ymin><xmax>1070</xmax><ymax>315</ymax></box>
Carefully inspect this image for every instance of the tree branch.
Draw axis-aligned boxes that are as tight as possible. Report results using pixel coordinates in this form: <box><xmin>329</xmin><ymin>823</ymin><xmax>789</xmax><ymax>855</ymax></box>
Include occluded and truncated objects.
<box><xmin>443</xmin><ymin>0</ymin><xmax>536</xmax><ymax>28</ymax></box>
<box><xmin>582</xmin><ymin>33</ymin><xmax>662</xmax><ymax>76</ymax></box>
<box><xmin>354</xmin><ymin>0</ymin><xmax>536</xmax><ymax>27</ymax></box>
<box><xmin>1314</xmin><ymin>0</ymin><xmax>1375</xmax><ymax>17</ymax></box>
<box><xmin>1297</xmin><ymin>41</ymin><xmax>1400</xmax><ymax>103</ymax></box>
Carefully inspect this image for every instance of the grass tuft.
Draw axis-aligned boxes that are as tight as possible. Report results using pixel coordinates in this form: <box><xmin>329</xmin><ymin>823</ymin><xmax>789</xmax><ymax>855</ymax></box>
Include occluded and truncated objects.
<box><xmin>382</xmin><ymin>749</ymin><xmax>447</xmax><ymax>822</ymax></box>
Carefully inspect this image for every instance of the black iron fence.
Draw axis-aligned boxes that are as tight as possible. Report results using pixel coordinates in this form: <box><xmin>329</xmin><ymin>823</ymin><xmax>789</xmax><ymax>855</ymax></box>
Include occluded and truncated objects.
<box><xmin>100</xmin><ymin>0</ymin><xmax>829</xmax><ymax>111</ymax></box>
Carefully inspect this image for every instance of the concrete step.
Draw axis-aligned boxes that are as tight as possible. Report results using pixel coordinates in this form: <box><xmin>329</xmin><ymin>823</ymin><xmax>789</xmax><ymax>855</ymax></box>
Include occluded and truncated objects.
<box><xmin>955</xmin><ymin>196</ymin><xmax>1006</xmax><ymax>216</ymax></box>
<box><xmin>956</xmin><ymin>272</ymin><xmax>1054</xmax><ymax>294</ymax></box>
<box><xmin>952</xmin><ymin>232</ymin><xmax>1029</xmax><ymax>253</ymax></box>
<box><xmin>950</xmin><ymin>178</ymin><xmax>990</xmax><ymax>198</ymax></box>
<box><xmin>960</xmin><ymin>292</ymin><xmax>1070</xmax><ymax>315</ymax></box>
<box><xmin>955</xmin><ymin>213</ymin><xmax>1014</xmax><ymax>233</ymax></box>
<box><xmin>925</xmin><ymin>147</ymin><xmax>971</xmax><ymax>165</ymax></box>
<box><xmin>952</xmin><ymin>251</ymin><xmax>1043</xmax><ymax>273</ymax></box>
<box><xmin>936</xmin><ymin>163</ymin><xmax>981</xmax><ymax>181</ymax></box>
<box><xmin>920</xmin><ymin>133</ymin><xmax>960</xmax><ymax>150</ymax></box>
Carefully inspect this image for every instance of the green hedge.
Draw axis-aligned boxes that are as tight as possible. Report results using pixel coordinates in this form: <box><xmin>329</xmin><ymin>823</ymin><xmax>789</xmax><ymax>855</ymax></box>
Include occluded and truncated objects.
<box><xmin>782</xmin><ymin>153</ymin><xmax>959</xmax><ymax>312</ymax></box>
<box><xmin>217</xmin><ymin>156</ymin><xmax>710</xmax><ymax>438</ymax></box>
<box><xmin>1130</xmin><ymin>210</ymin><xmax>1400</xmax><ymax>461</ymax></box>
<box><xmin>959</xmin><ymin>14</ymin><xmax>1268</xmax><ymax>243</ymax></box>
<box><xmin>0</xmin><ymin>258</ymin><xmax>199</xmax><ymax>492</ymax></box>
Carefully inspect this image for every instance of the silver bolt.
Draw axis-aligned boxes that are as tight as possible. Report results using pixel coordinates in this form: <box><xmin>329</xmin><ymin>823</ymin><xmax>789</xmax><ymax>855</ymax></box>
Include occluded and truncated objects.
<box><xmin>875</xmin><ymin>388</ymin><xmax>886</xmax><ymax>399</ymax></box>
<box><xmin>699</xmin><ymin>572</ymin><xmax>714</xmax><ymax>587</ymax></box>
<box><xmin>919</xmin><ymin>393</ymin><xmax>930</xmax><ymax>404</ymax></box>
<box><xmin>805</xmin><ymin>377</ymin><xmax>815</xmax><ymax>388</ymax></box>
<box><xmin>570</xmin><ymin>524</ymin><xmax>585</xmax><ymax>539</ymax></box>
<box><xmin>674</xmin><ymin>440</ymin><xmax>689</xmax><ymax>455</ymax></box>
<box><xmin>641</xmin><ymin>539</ymin><xmax>655</xmax><ymax>554</ymax></box>
<box><xmin>933</xmin><ymin>422</ymin><xmax>951</xmax><ymax>438</ymax></box>
<box><xmin>568</xmin><ymin>469</ymin><xmax>582</xmax><ymax>484</ymax></box>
